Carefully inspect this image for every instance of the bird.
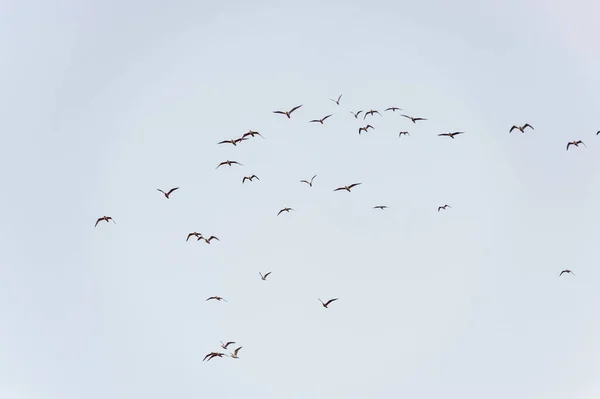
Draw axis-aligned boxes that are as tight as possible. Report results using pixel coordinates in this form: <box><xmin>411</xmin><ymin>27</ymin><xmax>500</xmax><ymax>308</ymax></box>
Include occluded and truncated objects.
<box><xmin>566</xmin><ymin>140</ymin><xmax>586</xmax><ymax>150</ymax></box>
<box><xmin>242</xmin><ymin>175</ymin><xmax>260</xmax><ymax>183</ymax></box>
<box><xmin>438</xmin><ymin>204</ymin><xmax>451</xmax><ymax>212</ymax></box>
<box><xmin>385</xmin><ymin>107</ymin><xmax>402</xmax><ymax>112</ymax></box>
<box><xmin>363</xmin><ymin>109</ymin><xmax>382</xmax><ymax>119</ymax></box>
<box><xmin>509</xmin><ymin>123</ymin><xmax>534</xmax><ymax>133</ymax></box>
<box><xmin>358</xmin><ymin>125</ymin><xmax>374</xmax><ymax>134</ymax></box>
<box><xmin>401</xmin><ymin>114</ymin><xmax>427</xmax><ymax>123</ymax></box>
<box><xmin>230</xmin><ymin>346</ymin><xmax>243</xmax><ymax>359</ymax></box>
<box><xmin>350</xmin><ymin>110</ymin><xmax>363</xmax><ymax>119</ymax></box>
<box><xmin>206</xmin><ymin>296</ymin><xmax>227</xmax><ymax>302</ymax></box>
<box><xmin>398</xmin><ymin>131</ymin><xmax>410</xmax><ymax>137</ymax></box>
<box><xmin>201</xmin><ymin>235</ymin><xmax>220</xmax><ymax>244</ymax></box>
<box><xmin>596</xmin><ymin>130</ymin><xmax>600</xmax><ymax>135</ymax></box>
<box><xmin>241</xmin><ymin>130</ymin><xmax>264</xmax><ymax>139</ymax></box>
<box><xmin>438</xmin><ymin>132</ymin><xmax>465</xmax><ymax>139</ymax></box>
<box><xmin>300</xmin><ymin>174</ymin><xmax>317</xmax><ymax>187</ymax></box>
<box><xmin>277</xmin><ymin>207</ymin><xmax>294</xmax><ymax>216</ymax></box>
<box><xmin>95</xmin><ymin>216</ymin><xmax>115</xmax><ymax>227</ymax></box>
<box><xmin>157</xmin><ymin>187</ymin><xmax>179</xmax><ymax>199</ymax></box>
<box><xmin>220</xmin><ymin>341</ymin><xmax>236</xmax><ymax>350</ymax></box>
<box><xmin>559</xmin><ymin>269</ymin><xmax>575</xmax><ymax>276</ymax></box>
<box><xmin>186</xmin><ymin>232</ymin><xmax>202</xmax><ymax>242</ymax></box>
<box><xmin>334</xmin><ymin>183</ymin><xmax>362</xmax><ymax>192</ymax></box>
<box><xmin>373</xmin><ymin>205</ymin><xmax>388</xmax><ymax>210</ymax></box>
<box><xmin>273</xmin><ymin>105</ymin><xmax>302</xmax><ymax>118</ymax></box>
<box><xmin>203</xmin><ymin>352</ymin><xmax>226</xmax><ymax>362</ymax></box>
<box><xmin>330</xmin><ymin>94</ymin><xmax>342</xmax><ymax>105</ymax></box>
<box><xmin>310</xmin><ymin>114</ymin><xmax>332</xmax><ymax>124</ymax></box>
<box><xmin>216</xmin><ymin>160</ymin><xmax>243</xmax><ymax>169</ymax></box>
<box><xmin>218</xmin><ymin>137</ymin><xmax>247</xmax><ymax>146</ymax></box>
<box><xmin>318</xmin><ymin>298</ymin><xmax>338</xmax><ymax>308</ymax></box>
<box><xmin>259</xmin><ymin>272</ymin><xmax>272</xmax><ymax>281</ymax></box>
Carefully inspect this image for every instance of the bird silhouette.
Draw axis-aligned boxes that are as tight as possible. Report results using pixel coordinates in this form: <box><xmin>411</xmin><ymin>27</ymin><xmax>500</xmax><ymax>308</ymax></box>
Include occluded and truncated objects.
<box><xmin>350</xmin><ymin>110</ymin><xmax>363</xmax><ymax>119</ymax></box>
<box><xmin>310</xmin><ymin>114</ymin><xmax>332</xmax><ymax>124</ymax></box>
<box><xmin>566</xmin><ymin>140</ymin><xmax>586</xmax><ymax>150</ymax></box>
<box><xmin>203</xmin><ymin>352</ymin><xmax>226</xmax><ymax>362</ymax></box>
<box><xmin>259</xmin><ymin>272</ymin><xmax>272</xmax><ymax>281</ymax></box>
<box><xmin>373</xmin><ymin>205</ymin><xmax>388</xmax><ymax>210</ymax></box>
<box><xmin>242</xmin><ymin>175</ymin><xmax>260</xmax><ymax>183</ymax></box>
<box><xmin>230</xmin><ymin>346</ymin><xmax>243</xmax><ymax>359</ymax></box>
<box><xmin>157</xmin><ymin>187</ymin><xmax>179</xmax><ymax>199</ymax></box>
<box><xmin>216</xmin><ymin>160</ymin><xmax>243</xmax><ymax>169</ymax></box>
<box><xmin>218</xmin><ymin>137</ymin><xmax>247</xmax><ymax>146</ymax></box>
<box><xmin>330</xmin><ymin>94</ymin><xmax>342</xmax><ymax>105</ymax></box>
<box><xmin>95</xmin><ymin>216</ymin><xmax>115</xmax><ymax>227</ymax></box>
<box><xmin>277</xmin><ymin>207</ymin><xmax>294</xmax><ymax>216</ymax></box>
<box><xmin>201</xmin><ymin>235</ymin><xmax>220</xmax><ymax>244</ymax></box>
<box><xmin>300</xmin><ymin>174</ymin><xmax>317</xmax><ymax>187</ymax></box>
<box><xmin>438</xmin><ymin>132</ymin><xmax>465</xmax><ymax>139</ymax></box>
<box><xmin>334</xmin><ymin>183</ymin><xmax>362</xmax><ymax>192</ymax></box>
<box><xmin>241</xmin><ymin>130</ymin><xmax>264</xmax><ymax>139</ymax></box>
<box><xmin>220</xmin><ymin>341</ymin><xmax>236</xmax><ymax>350</ymax></box>
<box><xmin>509</xmin><ymin>123</ymin><xmax>534</xmax><ymax>133</ymax></box>
<box><xmin>206</xmin><ymin>296</ymin><xmax>227</xmax><ymax>302</ymax></box>
<box><xmin>398</xmin><ymin>131</ymin><xmax>410</xmax><ymax>137</ymax></box>
<box><xmin>401</xmin><ymin>114</ymin><xmax>427</xmax><ymax>123</ymax></box>
<box><xmin>363</xmin><ymin>109</ymin><xmax>382</xmax><ymax>119</ymax></box>
<box><xmin>438</xmin><ymin>204</ymin><xmax>451</xmax><ymax>212</ymax></box>
<box><xmin>385</xmin><ymin>107</ymin><xmax>402</xmax><ymax>112</ymax></box>
<box><xmin>273</xmin><ymin>105</ymin><xmax>302</xmax><ymax>118</ymax></box>
<box><xmin>358</xmin><ymin>125</ymin><xmax>374</xmax><ymax>134</ymax></box>
<box><xmin>559</xmin><ymin>269</ymin><xmax>575</xmax><ymax>276</ymax></box>
<box><xmin>186</xmin><ymin>232</ymin><xmax>202</xmax><ymax>242</ymax></box>
<box><xmin>318</xmin><ymin>298</ymin><xmax>338</xmax><ymax>308</ymax></box>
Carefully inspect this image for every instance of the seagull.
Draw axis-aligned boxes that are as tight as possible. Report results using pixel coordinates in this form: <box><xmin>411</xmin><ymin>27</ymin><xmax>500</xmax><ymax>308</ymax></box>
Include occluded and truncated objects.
<box><xmin>310</xmin><ymin>114</ymin><xmax>332</xmax><ymax>124</ymax></box>
<box><xmin>242</xmin><ymin>175</ymin><xmax>260</xmax><ymax>183</ymax></box>
<box><xmin>363</xmin><ymin>109</ymin><xmax>382</xmax><ymax>119</ymax></box>
<box><xmin>385</xmin><ymin>107</ymin><xmax>402</xmax><ymax>112</ymax></box>
<box><xmin>509</xmin><ymin>123</ymin><xmax>534</xmax><ymax>133</ymax></box>
<box><xmin>273</xmin><ymin>105</ymin><xmax>302</xmax><ymax>118</ymax></box>
<box><xmin>398</xmin><ymin>131</ymin><xmax>410</xmax><ymax>137</ymax></box>
<box><xmin>95</xmin><ymin>216</ymin><xmax>115</xmax><ymax>227</ymax></box>
<box><xmin>559</xmin><ymin>269</ymin><xmax>575</xmax><ymax>276</ymax></box>
<box><xmin>259</xmin><ymin>272</ymin><xmax>272</xmax><ymax>281</ymax></box>
<box><xmin>566</xmin><ymin>140</ymin><xmax>586</xmax><ymax>150</ymax></box>
<box><xmin>401</xmin><ymin>114</ymin><xmax>427</xmax><ymax>123</ymax></box>
<box><xmin>186</xmin><ymin>232</ymin><xmax>202</xmax><ymax>242</ymax></box>
<box><xmin>157</xmin><ymin>187</ymin><xmax>179</xmax><ymax>199</ymax></box>
<box><xmin>330</xmin><ymin>94</ymin><xmax>342</xmax><ymax>105</ymax></box>
<box><xmin>216</xmin><ymin>160</ymin><xmax>243</xmax><ymax>169</ymax></box>
<box><xmin>230</xmin><ymin>346</ymin><xmax>243</xmax><ymax>359</ymax></box>
<box><xmin>358</xmin><ymin>125</ymin><xmax>374</xmax><ymax>134</ymax></box>
<box><xmin>206</xmin><ymin>296</ymin><xmax>227</xmax><ymax>302</ymax></box>
<box><xmin>438</xmin><ymin>204</ymin><xmax>451</xmax><ymax>212</ymax></box>
<box><xmin>203</xmin><ymin>352</ymin><xmax>226</xmax><ymax>362</ymax></box>
<box><xmin>334</xmin><ymin>183</ymin><xmax>362</xmax><ymax>192</ymax></box>
<box><xmin>218</xmin><ymin>137</ymin><xmax>247</xmax><ymax>146</ymax></box>
<box><xmin>438</xmin><ymin>132</ymin><xmax>465</xmax><ymax>139</ymax></box>
<box><xmin>300</xmin><ymin>174</ymin><xmax>317</xmax><ymax>187</ymax></box>
<box><xmin>201</xmin><ymin>235</ymin><xmax>220</xmax><ymax>244</ymax></box>
<box><xmin>318</xmin><ymin>298</ymin><xmax>338</xmax><ymax>308</ymax></box>
<box><xmin>241</xmin><ymin>130</ymin><xmax>264</xmax><ymax>139</ymax></box>
<box><xmin>350</xmin><ymin>110</ymin><xmax>363</xmax><ymax>119</ymax></box>
<box><xmin>277</xmin><ymin>207</ymin><xmax>294</xmax><ymax>216</ymax></box>
<box><xmin>220</xmin><ymin>341</ymin><xmax>236</xmax><ymax>350</ymax></box>
<box><xmin>373</xmin><ymin>205</ymin><xmax>388</xmax><ymax>210</ymax></box>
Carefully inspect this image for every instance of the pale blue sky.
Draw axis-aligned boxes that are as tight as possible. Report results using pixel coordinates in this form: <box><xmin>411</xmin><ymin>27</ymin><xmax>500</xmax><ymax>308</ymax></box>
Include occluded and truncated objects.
<box><xmin>1</xmin><ymin>0</ymin><xmax>600</xmax><ymax>398</ymax></box>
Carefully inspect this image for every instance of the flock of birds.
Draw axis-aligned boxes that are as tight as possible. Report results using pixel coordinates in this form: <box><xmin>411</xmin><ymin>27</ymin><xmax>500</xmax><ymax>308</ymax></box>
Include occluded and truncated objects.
<box><xmin>94</xmin><ymin>94</ymin><xmax>595</xmax><ymax>362</ymax></box>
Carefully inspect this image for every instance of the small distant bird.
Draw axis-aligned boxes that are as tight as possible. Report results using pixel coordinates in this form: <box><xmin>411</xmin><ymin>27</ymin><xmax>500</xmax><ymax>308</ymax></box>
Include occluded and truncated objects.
<box><xmin>566</xmin><ymin>140</ymin><xmax>586</xmax><ymax>151</ymax></box>
<box><xmin>216</xmin><ymin>160</ymin><xmax>243</xmax><ymax>169</ymax></box>
<box><xmin>334</xmin><ymin>183</ymin><xmax>362</xmax><ymax>192</ymax></box>
<box><xmin>300</xmin><ymin>174</ymin><xmax>317</xmax><ymax>187</ymax></box>
<box><xmin>277</xmin><ymin>207</ymin><xmax>294</xmax><ymax>216</ymax></box>
<box><xmin>438</xmin><ymin>132</ymin><xmax>465</xmax><ymax>139</ymax></box>
<box><xmin>363</xmin><ymin>109</ymin><xmax>382</xmax><ymax>119</ymax></box>
<box><xmin>438</xmin><ymin>204</ymin><xmax>451</xmax><ymax>212</ymax></box>
<box><xmin>242</xmin><ymin>175</ymin><xmax>260</xmax><ymax>183</ymax></box>
<box><xmin>330</xmin><ymin>94</ymin><xmax>342</xmax><ymax>105</ymax></box>
<box><xmin>318</xmin><ymin>298</ymin><xmax>338</xmax><ymax>308</ymax></box>
<box><xmin>509</xmin><ymin>123</ymin><xmax>534</xmax><ymax>133</ymax></box>
<box><xmin>402</xmin><ymin>114</ymin><xmax>427</xmax><ymax>123</ymax></box>
<box><xmin>310</xmin><ymin>114</ymin><xmax>332</xmax><ymax>124</ymax></box>
<box><xmin>259</xmin><ymin>272</ymin><xmax>272</xmax><ymax>281</ymax></box>
<box><xmin>201</xmin><ymin>235</ymin><xmax>220</xmax><ymax>244</ymax></box>
<box><xmin>206</xmin><ymin>296</ymin><xmax>227</xmax><ymax>302</ymax></box>
<box><xmin>220</xmin><ymin>341</ymin><xmax>236</xmax><ymax>350</ymax></box>
<box><xmin>186</xmin><ymin>232</ymin><xmax>202</xmax><ymax>242</ymax></box>
<box><xmin>157</xmin><ymin>187</ymin><xmax>179</xmax><ymax>199</ymax></box>
<box><xmin>358</xmin><ymin>125</ymin><xmax>374</xmax><ymax>134</ymax></box>
<box><xmin>203</xmin><ymin>352</ymin><xmax>226</xmax><ymax>362</ymax></box>
<box><xmin>242</xmin><ymin>130</ymin><xmax>264</xmax><ymax>139</ymax></box>
<box><xmin>385</xmin><ymin>107</ymin><xmax>402</xmax><ymax>112</ymax></box>
<box><xmin>273</xmin><ymin>105</ymin><xmax>302</xmax><ymax>118</ymax></box>
<box><xmin>230</xmin><ymin>346</ymin><xmax>243</xmax><ymax>359</ymax></box>
<box><xmin>95</xmin><ymin>216</ymin><xmax>115</xmax><ymax>227</ymax></box>
<box><xmin>218</xmin><ymin>137</ymin><xmax>247</xmax><ymax>146</ymax></box>
<box><xmin>596</xmin><ymin>130</ymin><xmax>600</xmax><ymax>135</ymax></box>
<box><xmin>559</xmin><ymin>269</ymin><xmax>575</xmax><ymax>276</ymax></box>
<box><xmin>373</xmin><ymin>205</ymin><xmax>388</xmax><ymax>210</ymax></box>
<box><xmin>398</xmin><ymin>131</ymin><xmax>410</xmax><ymax>137</ymax></box>
<box><xmin>350</xmin><ymin>110</ymin><xmax>363</xmax><ymax>119</ymax></box>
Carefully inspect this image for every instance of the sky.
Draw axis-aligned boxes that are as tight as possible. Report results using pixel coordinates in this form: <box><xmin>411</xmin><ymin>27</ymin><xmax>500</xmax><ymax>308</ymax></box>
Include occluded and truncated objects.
<box><xmin>1</xmin><ymin>0</ymin><xmax>599</xmax><ymax>398</ymax></box>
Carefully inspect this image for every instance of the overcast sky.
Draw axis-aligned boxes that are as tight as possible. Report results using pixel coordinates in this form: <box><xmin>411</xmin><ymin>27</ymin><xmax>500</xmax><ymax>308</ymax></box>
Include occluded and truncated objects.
<box><xmin>1</xmin><ymin>0</ymin><xmax>600</xmax><ymax>398</ymax></box>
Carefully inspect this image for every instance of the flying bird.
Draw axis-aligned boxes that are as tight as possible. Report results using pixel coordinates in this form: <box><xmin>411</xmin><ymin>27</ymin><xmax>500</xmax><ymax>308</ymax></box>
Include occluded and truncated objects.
<box><xmin>401</xmin><ymin>114</ymin><xmax>427</xmax><ymax>123</ymax></box>
<box><xmin>385</xmin><ymin>107</ymin><xmax>402</xmax><ymax>112</ymax></box>
<box><xmin>310</xmin><ymin>114</ymin><xmax>332</xmax><ymax>124</ymax></box>
<box><xmin>95</xmin><ymin>216</ymin><xmax>115</xmax><ymax>227</ymax></box>
<box><xmin>230</xmin><ymin>346</ymin><xmax>243</xmax><ymax>359</ymax></box>
<box><xmin>318</xmin><ymin>298</ymin><xmax>338</xmax><ymax>308</ymax></box>
<box><xmin>330</xmin><ymin>94</ymin><xmax>342</xmax><ymax>105</ymax></box>
<box><xmin>242</xmin><ymin>175</ymin><xmax>260</xmax><ymax>183</ymax></box>
<box><xmin>334</xmin><ymin>183</ymin><xmax>362</xmax><ymax>192</ymax></box>
<box><xmin>358</xmin><ymin>125</ymin><xmax>374</xmax><ymax>134</ymax></box>
<box><xmin>350</xmin><ymin>110</ymin><xmax>363</xmax><ymax>119</ymax></box>
<box><xmin>438</xmin><ymin>204</ymin><xmax>451</xmax><ymax>212</ymax></box>
<box><xmin>206</xmin><ymin>296</ymin><xmax>227</xmax><ymax>302</ymax></box>
<box><xmin>157</xmin><ymin>187</ymin><xmax>179</xmax><ymax>199</ymax></box>
<box><xmin>277</xmin><ymin>207</ymin><xmax>294</xmax><ymax>216</ymax></box>
<box><xmin>363</xmin><ymin>109</ymin><xmax>382</xmax><ymax>119</ymax></box>
<box><xmin>216</xmin><ymin>160</ymin><xmax>243</xmax><ymax>169</ymax></box>
<box><xmin>259</xmin><ymin>272</ymin><xmax>272</xmax><ymax>281</ymax></box>
<box><xmin>273</xmin><ymin>105</ymin><xmax>302</xmax><ymax>118</ymax></box>
<box><xmin>220</xmin><ymin>341</ymin><xmax>236</xmax><ymax>350</ymax></box>
<box><xmin>241</xmin><ymin>130</ymin><xmax>264</xmax><ymax>139</ymax></box>
<box><xmin>300</xmin><ymin>174</ymin><xmax>317</xmax><ymax>187</ymax></box>
<box><xmin>559</xmin><ymin>269</ymin><xmax>575</xmax><ymax>276</ymax></box>
<box><xmin>438</xmin><ymin>132</ymin><xmax>465</xmax><ymax>139</ymax></box>
<box><xmin>373</xmin><ymin>205</ymin><xmax>388</xmax><ymax>210</ymax></box>
<box><xmin>186</xmin><ymin>232</ymin><xmax>202</xmax><ymax>242</ymax></box>
<box><xmin>398</xmin><ymin>131</ymin><xmax>410</xmax><ymax>137</ymax></box>
<box><xmin>201</xmin><ymin>235</ymin><xmax>220</xmax><ymax>244</ymax></box>
<box><xmin>509</xmin><ymin>123</ymin><xmax>534</xmax><ymax>133</ymax></box>
<box><xmin>203</xmin><ymin>352</ymin><xmax>226</xmax><ymax>362</ymax></box>
<box><xmin>566</xmin><ymin>140</ymin><xmax>586</xmax><ymax>150</ymax></box>
<box><xmin>218</xmin><ymin>137</ymin><xmax>247</xmax><ymax>146</ymax></box>
<box><xmin>596</xmin><ymin>130</ymin><xmax>600</xmax><ymax>135</ymax></box>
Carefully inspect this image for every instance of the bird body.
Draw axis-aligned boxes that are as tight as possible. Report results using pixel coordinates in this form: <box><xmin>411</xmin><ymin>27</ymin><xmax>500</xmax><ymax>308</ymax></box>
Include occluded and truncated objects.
<box><xmin>95</xmin><ymin>216</ymin><xmax>115</xmax><ymax>227</ymax></box>
<box><xmin>273</xmin><ymin>105</ymin><xmax>302</xmax><ymax>118</ymax></box>
<box><xmin>216</xmin><ymin>160</ymin><xmax>243</xmax><ymax>169</ymax></box>
<box><xmin>559</xmin><ymin>269</ymin><xmax>575</xmax><ymax>276</ymax></box>
<box><xmin>330</xmin><ymin>94</ymin><xmax>342</xmax><ymax>105</ymax></box>
<box><xmin>350</xmin><ymin>110</ymin><xmax>363</xmax><ymax>119</ymax></box>
<box><xmin>230</xmin><ymin>346</ymin><xmax>243</xmax><ymax>359</ymax></box>
<box><xmin>509</xmin><ymin>123</ymin><xmax>534</xmax><ymax>133</ymax></box>
<box><xmin>206</xmin><ymin>296</ymin><xmax>227</xmax><ymax>302</ymax></box>
<box><xmin>385</xmin><ymin>107</ymin><xmax>402</xmax><ymax>112</ymax></box>
<box><xmin>203</xmin><ymin>352</ymin><xmax>226</xmax><ymax>362</ymax></box>
<box><xmin>220</xmin><ymin>341</ymin><xmax>236</xmax><ymax>350</ymax></box>
<box><xmin>438</xmin><ymin>132</ymin><xmax>464</xmax><ymax>139</ymax></box>
<box><xmin>398</xmin><ymin>131</ymin><xmax>410</xmax><ymax>137</ymax></box>
<box><xmin>277</xmin><ymin>207</ymin><xmax>294</xmax><ymax>216</ymax></box>
<box><xmin>373</xmin><ymin>205</ymin><xmax>388</xmax><ymax>210</ymax></box>
<box><xmin>310</xmin><ymin>114</ymin><xmax>332</xmax><ymax>124</ymax></box>
<box><xmin>242</xmin><ymin>130</ymin><xmax>264</xmax><ymax>139</ymax></box>
<box><xmin>300</xmin><ymin>174</ymin><xmax>317</xmax><ymax>187</ymax></box>
<box><xmin>363</xmin><ymin>109</ymin><xmax>381</xmax><ymax>119</ymax></box>
<box><xmin>200</xmin><ymin>235</ymin><xmax>220</xmax><ymax>244</ymax></box>
<box><xmin>242</xmin><ymin>175</ymin><xmax>260</xmax><ymax>183</ymax></box>
<box><xmin>218</xmin><ymin>137</ymin><xmax>247</xmax><ymax>146</ymax></box>
<box><xmin>318</xmin><ymin>298</ymin><xmax>338</xmax><ymax>308</ymax></box>
<box><xmin>438</xmin><ymin>204</ymin><xmax>451</xmax><ymax>212</ymax></box>
<box><xmin>566</xmin><ymin>140</ymin><xmax>586</xmax><ymax>150</ymax></box>
<box><xmin>358</xmin><ymin>125</ymin><xmax>374</xmax><ymax>134</ymax></box>
<box><xmin>259</xmin><ymin>272</ymin><xmax>272</xmax><ymax>281</ymax></box>
<box><xmin>157</xmin><ymin>187</ymin><xmax>179</xmax><ymax>199</ymax></box>
<box><xmin>401</xmin><ymin>114</ymin><xmax>427</xmax><ymax>123</ymax></box>
<box><xmin>186</xmin><ymin>232</ymin><xmax>202</xmax><ymax>242</ymax></box>
<box><xmin>334</xmin><ymin>183</ymin><xmax>362</xmax><ymax>192</ymax></box>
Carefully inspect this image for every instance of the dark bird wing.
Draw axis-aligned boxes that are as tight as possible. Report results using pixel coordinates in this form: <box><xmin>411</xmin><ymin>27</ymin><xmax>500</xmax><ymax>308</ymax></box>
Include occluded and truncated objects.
<box><xmin>277</xmin><ymin>209</ymin><xmax>285</xmax><ymax>216</ymax></box>
<box><xmin>567</xmin><ymin>142</ymin><xmax>572</xmax><ymax>150</ymax></box>
<box><xmin>438</xmin><ymin>133</ymin><xmax>450</xmax><ymax>137</ymax></box>
<box><xmin>264</xmin><ymin>272</ymin><xmax>272</xmax><ymax>279</ymax></box>
<box><xmin>242</xmin><ymin>177</ymin><xmax>248</xmax><ymax>183</ymax></box>
<box><xmin>509</xmin><ymin>126</ymin><xmax>518</xmax><ymax>133</ymax></box>
<box><xmin>322</xmin><ymin>114</ymin><xmax>332</xmax><ymax>121</ymax></box>
<box><xmin>251</xmin><ymin>175</ymin><xmax>260</xmax><ymax>180</ymax></box>
<box><xmin>310</xmin><ymin>174</ymin><xmax>317</xmax><ymax>183</ymax></box>
<box><xmin>216</xmin><ymin>162</ymin><xmax>226</xmax><ymax>169</ymax></box>
<box><xmin>273</xmin><ymin>111</ymin><xmax>286</xmax><ymax>115</ymax></box>
<box><xmin>94</xmin><ymin>218</ymin><xmax>102</xmax><ymax>227</ymax></box>
<box><xmin>206</xmin><ymin>297</ymin><xmax>217</xmax><ymax>301</ymax></box>
<box><xmin>414</xmin><ymin>117</ymin><xmax>426</xmax><ymax>121</ymax></box>
<box><xmin>167</xmin><ymin>187</ymin><xmax>179</xmax><ymax>196</ymax></box>
<box><xmin>233</xmin><ymin>347</ymin><xmax>242</xmax><ymax>356</ymax></box>
<box><xmin>309</xmin><ymin>119</ymin><xmax>320</xmax><ymax>123</ymax></box>
<box><xmin>325</xmin><ymin>298</ymin><xmax>338</xmax><ymax>306</ymax></box>
<box><xmin>289</xmin><ymin>105</ymin><xmax>303</xmax><ymax>114</ymax></box>
<box><xmin>523</xmin><ymin>123</ymin><xmax>534</xmax><ymax>130</ymax></box>
<box><xmin>207</xmin><ymin>236</ymin><xmax>220</xmax><ymax>241</ymax></box>
<box><xmin>300</xmin><ymin>180</ymin><xmax>310</xmax><ymax>185</ymax></box>
<box><xmin>348</xmin><ymin>183</ymin><xmax>362</xmax><ymax>189</ymax></box>
<box><xmin>334</xmin><ymin>187</ymin><xmax>345</xmax><ymax>191</ymax></box>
